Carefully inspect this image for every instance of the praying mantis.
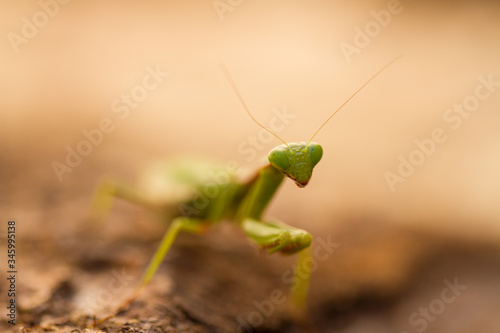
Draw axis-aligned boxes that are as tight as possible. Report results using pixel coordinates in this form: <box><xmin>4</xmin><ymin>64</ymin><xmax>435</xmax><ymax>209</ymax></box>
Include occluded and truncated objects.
<box><xmin>90</xmin><ymin>57</ymin><xmax>401</xmax><ymax>325</ymax></box>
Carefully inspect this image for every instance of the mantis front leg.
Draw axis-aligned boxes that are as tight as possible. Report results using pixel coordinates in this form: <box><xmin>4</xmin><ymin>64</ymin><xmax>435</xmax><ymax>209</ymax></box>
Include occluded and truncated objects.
<box><xmin>241</xmin><ymin>218</ymin><xmax>313</xmax><ymax>312</ymax></box>
<box><xmin>237</xmin><ymin>164</ymin><xmax>313</xmax><ymax>313</ymax></box>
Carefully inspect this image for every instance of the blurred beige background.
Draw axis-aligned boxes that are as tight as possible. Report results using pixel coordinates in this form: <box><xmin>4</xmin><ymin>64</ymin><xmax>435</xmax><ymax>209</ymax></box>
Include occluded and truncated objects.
<box><xmin>1</xmin><ymin>0</ymin><xmax>499</xmax><ymax>241</ymax></box>
<box><xmin>1</xmin><ymin>1</ymin><xmax>500</xmax><ymax>332</ymax></box>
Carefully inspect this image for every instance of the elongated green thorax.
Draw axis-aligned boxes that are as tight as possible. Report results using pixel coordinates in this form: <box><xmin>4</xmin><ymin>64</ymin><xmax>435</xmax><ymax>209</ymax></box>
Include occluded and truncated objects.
<box><xmin>268</xmin><ymin>142</ymin><xmax>323</xmax><ymax>187</ymax></box>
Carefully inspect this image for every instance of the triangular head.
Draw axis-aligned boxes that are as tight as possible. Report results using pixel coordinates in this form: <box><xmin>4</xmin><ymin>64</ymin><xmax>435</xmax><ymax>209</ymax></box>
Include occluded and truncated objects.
<box><xmin>268</xmin><ymin>142</ymin><xmax>323</xmax><ymax>188</ymax></box>
<box><xmin>222</xmin><ymin>56</ymin><xmax>400</xmax><ymax>186</ymax></box>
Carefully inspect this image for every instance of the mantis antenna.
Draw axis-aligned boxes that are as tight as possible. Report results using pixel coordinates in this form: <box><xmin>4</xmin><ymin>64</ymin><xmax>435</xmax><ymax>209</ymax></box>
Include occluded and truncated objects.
<box><xmin>220</xmin><ymin>63</ymin><xmax>291</xmax><ymax>150</ymax></box>
<box><xmin>306</xmin><ymin>55</ymin><xmax>403</xmax><ymax>146</ymax></box>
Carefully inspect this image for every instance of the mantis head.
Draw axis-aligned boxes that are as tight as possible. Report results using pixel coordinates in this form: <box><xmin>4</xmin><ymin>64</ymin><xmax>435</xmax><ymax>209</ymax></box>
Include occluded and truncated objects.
<box><xmin>221</xmin><ymin>56</ymin><xmax>401</xmax><ymax>188</ymax></box>
<box><xmin>268</xmin><ymin>142</ymin><xmax>323</xmax><ymax>187</ymax></box>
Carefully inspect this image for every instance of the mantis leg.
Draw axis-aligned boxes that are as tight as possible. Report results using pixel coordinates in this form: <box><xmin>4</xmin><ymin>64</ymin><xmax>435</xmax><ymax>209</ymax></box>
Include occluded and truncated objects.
<box><xmin>90</xmin><ymin>177</ymin><xmax>158</xmax><ymax>222</ymax></box>
<box><xmin>236</xmin><ymin>165</ymin><xmax>314</xmax><ymax>313</ymax></box>
<box><xmin>241</xmin><ymin>218</ymin><xmax>312</xmax><ymax>312</ymax></box>
<box><xmin>97</xmin><ymin>216</ymin><xmax>208</xmax><ymax>325</ymax></box>
<box><xmin>140</xmin><ymin>217</ymin><xmax>208</xmax><ymax>287</ymax></box>
<box><xmin>290</xmin><ymin>247</ymin><xmax>311</xmax><ymax>318</ymax></box>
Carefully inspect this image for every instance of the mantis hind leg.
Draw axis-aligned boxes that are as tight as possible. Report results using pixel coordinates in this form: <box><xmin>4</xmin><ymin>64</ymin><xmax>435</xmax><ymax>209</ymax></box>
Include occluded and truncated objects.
<box><xmin>90</xmin><ymin>177</ymin><xmax>159</xmax><ymax>223</ymax></box>
<box><xmin>96</xmin><ymin>216</ymin><xmax>208</xmax><ymax>325</ymax></box>
<box><xmin>241</xmin><ymin>218</ymin><xmax>312</xmax><ymax>314</ymax></box>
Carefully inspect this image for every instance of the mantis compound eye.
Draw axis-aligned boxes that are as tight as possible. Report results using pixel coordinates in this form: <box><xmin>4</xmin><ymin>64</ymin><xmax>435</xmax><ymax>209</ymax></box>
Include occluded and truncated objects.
<box><xmin>268</xmin><ymin>148</ymin><xmax>290</xmax><ymax>172</ymax></box>
<box><xmin>308</xmin><ymin>143</ymin><xmax>323</xmax><ymax>167</ymax></box>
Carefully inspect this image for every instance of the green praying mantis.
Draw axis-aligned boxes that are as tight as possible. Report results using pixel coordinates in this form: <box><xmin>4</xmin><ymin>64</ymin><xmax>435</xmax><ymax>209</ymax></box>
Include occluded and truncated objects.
<box><xmin>90</xmin><ymin>57</ymin><xmax>401</xmax><ymax>325</ymax></box>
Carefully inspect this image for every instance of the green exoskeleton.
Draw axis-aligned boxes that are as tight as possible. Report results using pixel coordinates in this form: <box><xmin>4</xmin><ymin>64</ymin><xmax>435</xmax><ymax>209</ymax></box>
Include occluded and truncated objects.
<box><xmin>91</xmin><ymin>57</ymin><xmax>401</xmax><ymax>324</ymax></box>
